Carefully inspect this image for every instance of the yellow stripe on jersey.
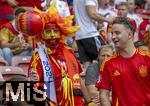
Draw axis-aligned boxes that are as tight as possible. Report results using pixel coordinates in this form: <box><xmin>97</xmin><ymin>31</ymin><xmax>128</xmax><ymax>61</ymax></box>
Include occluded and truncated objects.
<box><xmin>138</xmin><ymin>49</ymin><xmax>150</xmax><ymax>57</ymax></box>
<box><xmin>100</xmin><ymin>53</ymin><xmax>118</xmax><ymax>72</ymax></box>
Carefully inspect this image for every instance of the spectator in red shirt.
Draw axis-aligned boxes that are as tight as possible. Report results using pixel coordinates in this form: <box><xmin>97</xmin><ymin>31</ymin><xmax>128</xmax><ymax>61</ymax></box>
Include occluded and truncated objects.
<box><xmin>16</xmin><ymin>0</ymin><xmax>43</xmax><ymax>10</ymax></box>
<box><xmin>96</xmin><ymin>17</ymin><xmax>150</xmax><ymax>106</ymax></box>
<box><xmin>0</xmin><ymin>0</ymin><xmax>18</xmax><ymax>27</ymax></box>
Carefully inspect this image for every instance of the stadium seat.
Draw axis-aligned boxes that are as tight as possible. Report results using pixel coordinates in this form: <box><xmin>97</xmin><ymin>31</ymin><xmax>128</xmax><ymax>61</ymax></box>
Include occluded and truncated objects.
<box><xmin>0</xmin><ymin>66</ymin><xmax>27</xmax><ymax>81</ymax></box>
<box><xmin>11</xmin><ymin>56</ymin><xmax>31</xmax><ymax>74</ymax></box>
<box><xmin>0</xmin><ymin>57</ymin><xmax>8</xmax><ymax>66</ymax></box>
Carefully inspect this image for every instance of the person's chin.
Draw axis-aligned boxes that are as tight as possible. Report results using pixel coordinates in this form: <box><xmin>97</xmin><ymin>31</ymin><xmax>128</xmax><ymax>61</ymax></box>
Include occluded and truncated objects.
<box><xmin>115</xmin><ymin>44</ymin><xmax>120</xmax><ymax>50</ymax></box>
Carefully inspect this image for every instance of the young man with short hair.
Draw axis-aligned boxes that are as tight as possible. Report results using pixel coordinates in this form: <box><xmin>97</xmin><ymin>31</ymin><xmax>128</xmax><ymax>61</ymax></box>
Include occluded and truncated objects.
<box><xmin>96</xmin><ymin>17</ymin><xmax>150</xmax><ymax>106</ymax></box>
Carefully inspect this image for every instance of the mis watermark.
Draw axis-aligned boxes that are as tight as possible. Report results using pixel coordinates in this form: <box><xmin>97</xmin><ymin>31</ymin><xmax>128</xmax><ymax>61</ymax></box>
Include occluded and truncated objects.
<box><xmin>1</xmin><ymin>81</ymin><xmax>49</xmax><ymax>104</ymax></box>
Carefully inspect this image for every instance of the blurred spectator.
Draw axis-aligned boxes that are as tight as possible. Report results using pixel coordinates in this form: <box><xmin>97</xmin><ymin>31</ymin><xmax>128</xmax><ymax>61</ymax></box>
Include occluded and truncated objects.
<box><xmin>0</xmin><ymin>0</ymin><xmax>18</xmax><ymax>27</ymax></box>
<box><xmin>73</xmin><ymin>0</ymin><xmax>112</xmax><ymax>73</ymax></box>
<box><xmin>144</xmin><ymin>27</ymin><xmax>150</xmax><ymax>50</ymax></box>
<box><xmin>44</xmin><ymin>0</ymin><xmax>70</xmax><ymax>17</ymax></box>
<box><xmin>139</xmin><ymin>20</ymin><xmax>150</xmax><ymax>41</ymax></box>
<box><xmin>117</xmin><ymin>2</ymin><xmax>129</xmax><ymax>17</ymax></box>
<box><xmin>117</xmin><ymin>2</ymin><xmax>138</xmax><ymax>42</ymax></box>
<box><xmin>0</xmin><ymin>8</ymin><xmax>32</xmax><ymax>65</ymax></box>
<box><xmin>98</xmin><ymin>0</ymin><xmax>117</xmax><ymax>29</ymax></box>
<box><xmin>85</xmin><ymin>45</ymin><xmax>113</xmax><ymax>106</ymax></box>
<box><xmin>135</xmin><ymin>0</ymin><xmax>150</xmax><ymax>20</ymax></box>
<box><xmin>135</xmin><ymin>0</ymin><xmax>146</xmax><ymax>9</ymax></box>
<box><xmin>127</xmin><ymin>0</ymin><xmax>143</xmax><ymax>28</ymax></box>
<box><xmin>97</xmin><ymin>0</ymin><xmax>117</xmax><ymax>49</ymax></box>
<box><xmin>144</xmin><ymin>0</ymin><xmax>150</xmax><ymax>10</ymax></box>
<box><xmin>108</xmin><ymin>0</ymin><xmax>118</xmax><ymax>13</ymax></box>
<box><xmin>16</xmin><ymin>0</ymin><xmax>43</xmax><ymax>10</ymax></box>
<box><xmin>97</xmin><ymin>17</ymin><xmax>150</xmax><ymax>106</ymax></box>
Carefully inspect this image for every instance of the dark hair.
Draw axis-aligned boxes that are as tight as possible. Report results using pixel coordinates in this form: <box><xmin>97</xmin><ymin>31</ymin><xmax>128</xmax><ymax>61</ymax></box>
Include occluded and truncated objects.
<box><xmin>15</xmin><ymin>8</ymin><xmax>26</xmax><ymax>17</ymax></box>
<box><xmin>134</xmin><ymin>40</ymin><xmax>146</xmax><ymax>48</ymax></box>
<box><xmin>112</xmin><ymin>17</ymin><xmax>135</xmax><ymax>35</ymax></box>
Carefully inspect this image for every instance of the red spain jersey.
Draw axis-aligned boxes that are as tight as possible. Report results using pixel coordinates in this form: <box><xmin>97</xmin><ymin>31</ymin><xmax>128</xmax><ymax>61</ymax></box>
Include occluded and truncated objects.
<box><xmin>96</xmin><ymin>49</ymin><xmax>150</xmax><ymax>106</ymax></box>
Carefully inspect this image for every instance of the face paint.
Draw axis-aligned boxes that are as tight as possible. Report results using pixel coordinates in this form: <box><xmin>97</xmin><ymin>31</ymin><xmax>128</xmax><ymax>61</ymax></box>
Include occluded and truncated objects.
<box><xmin>43</xmin><ymin>29</ymin><xmax>60</xmax><ymax>39</ymax></box>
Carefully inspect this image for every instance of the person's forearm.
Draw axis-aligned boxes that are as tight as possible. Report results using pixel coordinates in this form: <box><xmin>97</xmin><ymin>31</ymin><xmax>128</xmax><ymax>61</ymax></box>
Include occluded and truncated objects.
<box><xmin>80</xmin><ymin>77</ymin><xmax>91</xmax><ymax>102</ymax></box>
<box><xmin>91</xmin><ymin>91</ymin><xmax>100</xmax><ymax>105</ymax></box>
<box><xmin>100</xmin><ymin>89</ymin><xmax>111</xmax><ymax>106</ymax></box>
<box><xmin>86</xmin><ymin>85</ymin><xmax>100</xmax><ymax>105</ymax></box>
<box><xmin>100</xmin><ymin>96</ymin><xmax>111</xmax><ymax>106</ymax></box>
<box><xmin>89</xmin><ymin>12</ymin><xmax>109</xmax><ymax>23</ymax></box>
<box><xmin>1</xmin><ymin>42</ymin><xmax>19</xmax><ymax>49</ymax></box>
<box><xmin>86</xmin><ymin>5</ymin><xmax>110</xmax><ymax>23</ymax></box>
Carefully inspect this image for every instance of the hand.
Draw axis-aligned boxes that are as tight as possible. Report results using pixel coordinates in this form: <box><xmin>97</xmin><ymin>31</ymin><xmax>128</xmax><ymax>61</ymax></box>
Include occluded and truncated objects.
<box><xmin>72</xmin><ymin>40</ymin><xmax>78</xmax><ymax>51</ymax></box>
<box><xmin>105</xmin><ymin>16</ymin><xmax>115</xmax><ymax>23</ymax></box>
<box><xmin>28</xmin><ymin>69</ymin><xmax>39</xmax><ymax>81</ymax></box>
<box><xmin>21</xmin><ymin>43</ymin><xmax>31</xmax><ymax>50</ymax></box>
<box><xmin>88</xmin><ymin>102</ymin><xmax>97</xmax><ymax>106</ymax></box>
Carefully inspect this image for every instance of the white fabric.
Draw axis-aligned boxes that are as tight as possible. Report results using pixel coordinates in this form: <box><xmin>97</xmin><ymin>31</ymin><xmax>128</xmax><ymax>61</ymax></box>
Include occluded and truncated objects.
<box><xmin>114</xmin><ymin>0</ymin><xmax>127</xmax><ymax>5</ymax></box>
<box><xmin>98</xmin><ymin>8</ymin><xmax>117</xmax><ymax>30</ymax></box>
<box><xmin>51</xmin><ymin>0</ymin><xmax>70</xmax><ymax>17</ymax></box>
<box><xmin>73</xmin><ymin>0</ymin><xmax>99</xmax><ymax>40</ymax></box>
<box><xmin>37</xmin><ymin>44</ymin><xmax>57</xmax><ymax>104</ymax></box>
<box><xmin>127</xmin><ymin>13</ymin><xmax>143</xmax><ymax>28</ymax></box>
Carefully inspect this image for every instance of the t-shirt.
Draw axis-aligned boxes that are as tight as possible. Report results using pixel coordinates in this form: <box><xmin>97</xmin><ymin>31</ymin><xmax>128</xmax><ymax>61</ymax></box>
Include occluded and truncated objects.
<box><xmin>73</xmin><ymin>0</ymin><xmax>99</xmax><ymax>40</ymax></box>
<box><xmin>85</xmin><ymin>63</ymin><xmax>99</xmax><ymax>85</ymax></box>
<box><xmin>0</xmin><ymin>21</ymin><xmax>30</xmax><ymax>54</ymax></box>
<box><xmin>0</xmin><ymin>28</ymin><xmax>23</xmax><ymax>54</ymax></box>
<box><xmin>96</xmin><ymin>49</ymin><xmax>150</xmax><ymax>106</ymax></box>
<box><xmin>44</xmin><ymin>0</ymin><xmax>70</xmax><ymax>17</ymax></box>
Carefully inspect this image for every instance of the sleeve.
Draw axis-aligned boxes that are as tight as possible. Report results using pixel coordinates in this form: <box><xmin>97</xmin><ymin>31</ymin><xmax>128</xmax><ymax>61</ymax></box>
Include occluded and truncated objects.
<box><xmin>95</xmin><ymin>62</ymin><xmax>111</xmax><ymax>90</ymax></box>
<box><xmin>85</xmin><ymin>0</ymin><xmax>97</xmax><ymax>6</ymax></box>
<box><xmin>85</xmin><ymin>64</ymin><xmax>98</xmax><ymax>85</ymax></box>
<box><xmin>0</xmin><ymin>28</ymin><xmax>10</xmax><ymax>42</ymax></box>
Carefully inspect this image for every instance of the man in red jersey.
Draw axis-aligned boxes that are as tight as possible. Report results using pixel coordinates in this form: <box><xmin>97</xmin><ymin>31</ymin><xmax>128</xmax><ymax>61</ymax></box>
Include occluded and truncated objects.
<box><xmin>96</xmin><ymin>17</ymin><xmax>150</xmax><ymax>106</ymax></box>
<box><xmin>27</xmin><ymin>4</ymin><xmax>93</xmax><ymax>106</ymax></box>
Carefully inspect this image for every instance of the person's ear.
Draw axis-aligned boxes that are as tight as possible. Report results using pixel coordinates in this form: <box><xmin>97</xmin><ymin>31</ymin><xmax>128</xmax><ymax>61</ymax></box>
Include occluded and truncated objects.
<box><xmin>128</xmin><ymin>30</ymin><xmax>133</xmax><ymax>39</ymax></box>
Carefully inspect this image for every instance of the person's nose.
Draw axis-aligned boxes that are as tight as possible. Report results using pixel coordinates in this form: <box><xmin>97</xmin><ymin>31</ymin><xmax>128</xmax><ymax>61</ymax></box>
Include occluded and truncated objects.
<box><xmin>111</xmin><ymin>33</ymin><xmax>116</xmax><ymax>40</ymax></box>
<box><xmin>104</xmin><ymin>55</ymin><xmax>108</xmax><ymax>60</ymax></box>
